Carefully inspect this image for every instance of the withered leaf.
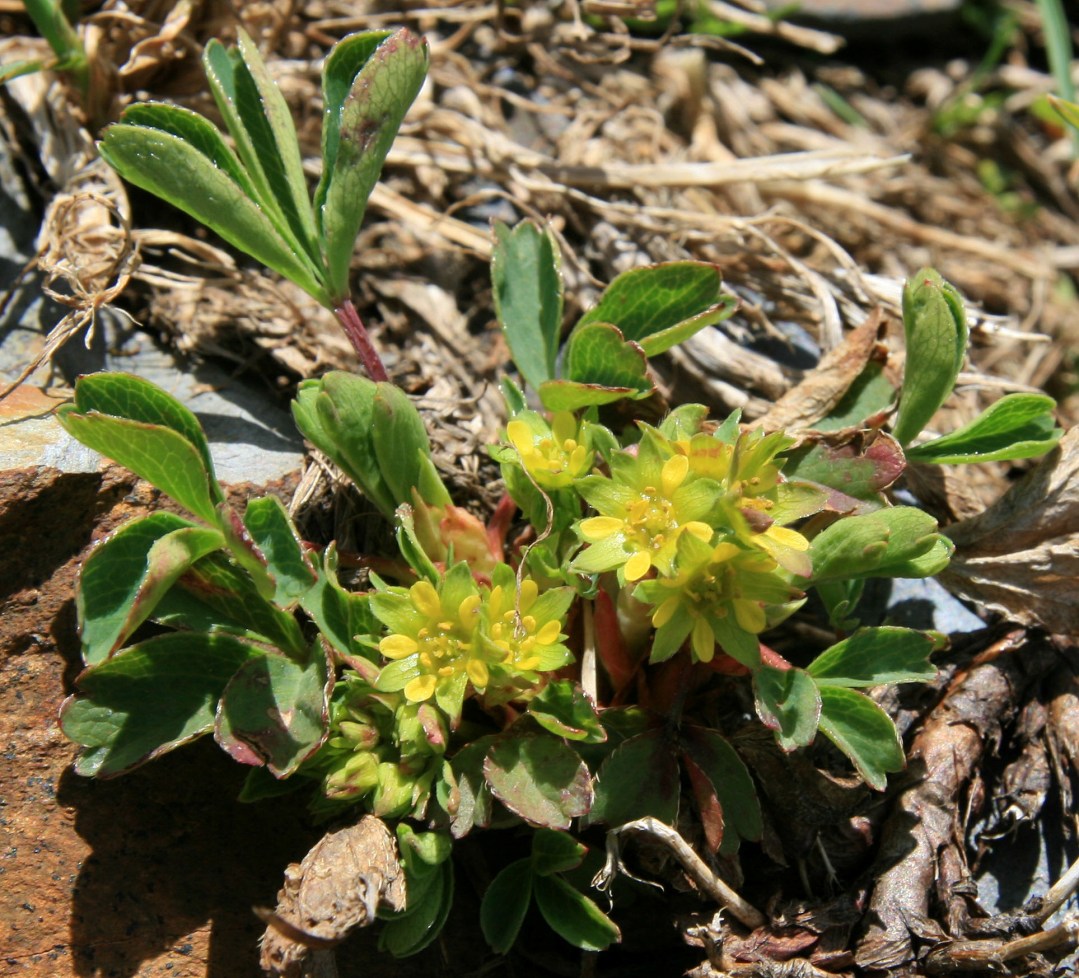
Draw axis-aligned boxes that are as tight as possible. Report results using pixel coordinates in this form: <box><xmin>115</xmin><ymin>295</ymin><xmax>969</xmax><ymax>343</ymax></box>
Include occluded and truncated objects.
<box><xmin>259</xmin><ymin>816</ymin><xmax>406</xmax><ymax>978</ymax></box>
<box><xmin>939</xmin><ymin>426</ymin><xmax>1079</xmax><ymax>636</ymax></box>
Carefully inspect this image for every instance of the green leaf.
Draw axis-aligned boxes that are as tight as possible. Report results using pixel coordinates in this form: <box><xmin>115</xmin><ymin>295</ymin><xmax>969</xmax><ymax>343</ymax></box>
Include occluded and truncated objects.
<box><xmin>531</xmin><ymin>829</ymin><xmax>586</xmax><ymax>876</ymax></box>
<box><xmin>577</xmin><ymin>261</ymin><xmax>735</xmax><ymax>357</ymax></box>
<box><xmin>808</xmin><ymin>507</ymin><xmax>954</xmax><ymax>584</ymax></box>
<box><xmin>480</xmin><ymin>859</ymin><xmax>533</xmax><ymax>954</ymax></box>
<box><xmin>680</xmin><ymin>725</ymin><xmax>762</xmax><ymax>853</ymax></box>
<box><xmin>491</xmin><ymin>220</ymin><xmax>564</xmax><ymax>391</ymax></box>
<box><xmin>807</xmin><ymin>627</ymin><xmax>936</xmax><ymax>688</ymax></box>
<box><xmin>484</xmin><ymin>731</ymin><xmax>593</xmax><ymax>830</ymax></box>
<box><xmin>781</xmin><ymin>432</ymin><xmax>905</xmax><ymax>508</ymax></box>
<box><xmin>56</xmin><ymin>411</ymin><xmax>220</xmax><ymax>525</ymax></box>
<box><xmin>533</xmin><ymin>874</ymin><xmax>620</xmax><ymax>951</ymax></box>
<box><xmin>813</xmin><ymin>361</ymin><xmax>896</xmax><ymax>431</ymax></box>
<box><xmin>317</xmin><ymin>28</ymin><xmax>429</xmax><ymax>301</ymax></box>
<box><xmin>243</xmin><ymin>495</ymin><xmax>317</xmax><ymax>607</ymax></box>
<box><xmin>70</xmin><ymin>372</ymin><xmax>218</xmax><ymax>484</ymax></box>
<box><xmin>539</xmin><ymin>323</ymin><xmax>652</xmax><ymax>411</ymax></box>
<box><xmin>906</xmin><ymin>393</ymin><xmax>1062</xmax><ymax>464</ymax></box>
<box><xmin>60</xmin><ymin>632</ymin><xmax>261</xmax><ymax>777</ymax></box>
<box><xmin>893</xmin><ymin>268</ymin><xmax>968</xmax><ymax>446</ymax></box>
<box><xmin>299</xmin><ymin>544</ymin><xmax>380</xmax><ymax>660</ymax></box>
<box><xmin>528</xmin><ymin>680</ymin><xmax>607</xmax><ymax>743</ymax></box>
<box><xmin>753</xmin><ymin>666</ymin><xmax>821</xmax><ymax>752</ymax></box>
<box><xmin>371</xmin><ymin>382</ymin><xmax>432</xmax><ymax>505</ymax></box>
<box><xmin>169</xmin><ymin>552</ymin><xmax>307</xmax><ymax>656</ymax></box>
<box><xmin>78</xmin><ymin>512</ymin><xmax>225</xmax><ymax>665</ymax></box>
<box><xmin>203</xmin><ymin>31</ymin><xmax>321</xmax><ymax>268</ymax></box>
<box><xmin>214</xmin><ymin>645</ymin><xmax>331</xmax><ymax>777</ymax></box>
<box><xmin>379</xmin><ymin>859</ymin><xmax>453</xmax><ymax>956</ymax></box>
<box><xmin>1048</xmin><ymin>93</ymin><xmax>1079</xmax><ymax>133</ymax></box>
<box><xmin>118</xmin><ymin>102</ymin><xmax>259</xmax><ymax>200</ymax></box>
<box><xmin>587</xmin><ymin>730</ymin><xmax>679</xmax><ymax>827</ymax></box>
<box><xmin>99</xmin><ymin>125</ymin><xmax>328</xmax><ymax>304</ymax></box>
<box><xmin>448</xmin><ymin>736</ymin><xmax>498</xmax><ymax>838</ymax></box>
<box><xmin>816</xmin><ymin>685</ymin><xmax>905</xmax><ymax>790</ymax></box>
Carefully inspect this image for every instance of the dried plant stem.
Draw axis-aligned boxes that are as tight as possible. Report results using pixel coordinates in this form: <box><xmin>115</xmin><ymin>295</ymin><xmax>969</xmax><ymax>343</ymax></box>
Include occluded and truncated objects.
<box><xmin>334</xmin><ymin>300</ymin><xmax>388</xmax><ymax>382</ymax></box>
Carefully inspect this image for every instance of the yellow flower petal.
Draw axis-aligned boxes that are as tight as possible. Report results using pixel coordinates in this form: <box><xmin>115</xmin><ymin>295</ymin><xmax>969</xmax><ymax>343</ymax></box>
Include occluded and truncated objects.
<box><xmin>458</xmin><ymin>593</ymin><xmax>481</xmax><ymax>628</ymax></box>
<box><xmin>580</xmin><ymin>516</ymin><xmax>625</xmax><ymax>541</ymax></box>
<box><xmin>466</xmin><ymin>659</ymin><xmax>489</xmax><ymax>688</ymax></box>
<box><xmin>410</xmin><ymin>580</ymin><xmax>441</xmax><ymax>619</ymax></box>
<box><xmin>709</xmin><ymin>540</ymin><xmax>740</xmax><ymax>561</ymax></box>
<box><xmin>507</xmin><ymin>420</ymin><xmax>534</xmax><ymax>457</ymax></box>
<box><xmin>535</xmin><ymin>620</ymin><xmax>561</xmax><ymax>644</ymax></box>
<box><xmin>404</xmin><ymin>674</ymin><xmax>437</xmax><ymax>702</ymax></box>
<box><xmin>733</xmin><ymin>599</ymin><xmax>766</xmax><ymax>633</ymax></box>
<box><xmin>685</xmin><ymin>521</ymin><xmax>714</xmax><ymax>542</ymax></box>
<box><xmin>691</xmin><ymin>617</ymin><xmax>715</xmax><ymax>662</ymax></box>
<box><xmin>652</xmin><ymin>595</ymin><xmax>680</xmax><ymax>628</ymax></box>
<box><xmin>379</xmin><ymin>634</ymin><xmax>419</xmax><ymax>659</ymax></box>
<box><xmin>519</xmin><ymin>578</ymin><xmax>539</xmax><ymax>610</ymax></box>
<box><xmin>661</xmin><ymin>453</ymin><xmax>690</xmax><ymax>497</ymax></box>
<box><xmin>765</xmin><ymin>525</ymin><xmax>810</xmax><ymax>551</ymax></box>
<box><xmin>551</xmin><ymin>411</ymin><xmax>576</xmax><ymax>445</ymax></box>
<box><xmin>624</xmin><ymin>550</ymin><xmax>652</xmax><ymax>582</ymax></box>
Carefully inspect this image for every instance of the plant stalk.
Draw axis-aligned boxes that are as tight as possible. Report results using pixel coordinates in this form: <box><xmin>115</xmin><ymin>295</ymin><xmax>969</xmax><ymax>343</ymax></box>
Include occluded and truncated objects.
<box><xmin>335</xmin><ymin>300</ymin><xmax>388</xmax><ymax>382</ymax></box>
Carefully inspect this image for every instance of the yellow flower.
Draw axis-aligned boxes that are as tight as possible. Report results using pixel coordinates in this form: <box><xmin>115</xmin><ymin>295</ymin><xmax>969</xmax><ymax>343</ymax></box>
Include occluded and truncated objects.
<box><xmin>372</xmin><ymin>564</ymin><xmax>491</xmax><ymax>721</ymax></box>
<box><xmin>571</xmin><ymin>444</ymin><xmax>718</xmax><ymax>583</ymax></box>
<box><xmin>634</xmin><ymin>533</ymin><xmax>802</xmax><ymax>667</ymax></box>
<box><xmin>506</xmin><ymin>410</ymin><xmax>593</xmax><ymax>490</ymax></box>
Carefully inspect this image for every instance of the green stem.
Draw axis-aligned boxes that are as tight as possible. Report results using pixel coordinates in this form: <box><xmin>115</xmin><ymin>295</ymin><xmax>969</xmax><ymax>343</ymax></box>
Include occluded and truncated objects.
<box><xmin>335</xmin><ymin>299</ymin><xmax>388</xmax><ymax>382</ymax></box>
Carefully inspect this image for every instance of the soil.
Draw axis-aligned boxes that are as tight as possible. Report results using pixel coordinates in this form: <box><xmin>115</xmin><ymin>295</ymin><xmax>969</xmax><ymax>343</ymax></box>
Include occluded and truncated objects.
<box><xmin>2</xmin><ymin>2</ymin><xmax>1079</xmax><ymax>977</ymax></box>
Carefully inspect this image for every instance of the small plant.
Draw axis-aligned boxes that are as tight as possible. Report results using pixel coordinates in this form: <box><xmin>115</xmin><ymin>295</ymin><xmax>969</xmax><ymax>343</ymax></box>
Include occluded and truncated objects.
<box><xmin>58</xmin><ymin>26</ymin><xmax>1064</xmax><ymax>972</ymax></box>
<box><xmin>1</xmin><ymin>0</ymin><xmax>87</xmax><ymax>89</ymax></box>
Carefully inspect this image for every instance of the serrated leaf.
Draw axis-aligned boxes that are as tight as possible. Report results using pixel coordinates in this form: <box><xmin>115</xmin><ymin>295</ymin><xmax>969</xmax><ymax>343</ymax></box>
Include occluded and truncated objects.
<box><xmin>531</xmin><ymin>829</ymin><xmax>586</xmax><ymax>876</ymax></box>
<box><xmin>318</xmin><ymin>29</ymin><xmax>429</xmax><ymax>301</ymax></box>
<box><xmin>99</xmin><ymin>125</ymin><xmax>327</xmax><ymax>303</ymax></box>
<box><xmin>203</xmin><ymin>32</ymin><xmax>321</xmax><ymax>268</ymax></box>
<box><xmin>60</xmin><ymin>632</ymin><xmax>261</xmax><ymax>777</ymax></box>
<box><xmin>753</xmin><ymin>666</ymin><xmax>821</xmax><ymax>752</ymax></box>
<box><xmin>577</xmin><ymin>261</ymin><xmax>735</xmax><ymax>356</ymax></box>
<box><xmin>56</xmin><ymin>409</ymin><xmax>220</xmax><ymax>524</ymax></box>
<box><xmin>79</xmin><ymin>513</ymin><xmax>224</xmax><ymax>665</ymax></box>
<box><xmin>484</xmin><ymin>732</ymin><xmax>593</xmax><ymax>830</ymax></box>
<box><xmin>480</xmin><ymin>859</ymin><xmax>533</xmax><ymax>953</ymax></box>
<box><xmin>808</xmin><ymin>507</ymin><xmax>953</xmax><ymax>584</ymax></box>
<box><xmin>379</xmin><ymin>859</ymin><xmax>453</xmax><ymax>957</ymax></box>
<box><xmin>807</xmin><ymin>627</ymin><xmax>936</xmax><ymax>688</ymax></box>
<box><xmin>492</xmin><ymin>220</ymin><xmax>563</xmax><ymax>391</ymax></box>
<box><xmin>214</xmin><ymin>645</ymin><xmax>331</xmax><ymax>777</ymax></box>
<box><xmin>893</xmin><ymin>268</ymin><xmax>968</xmax><ymax>446</ymax></box>
<box><xmin>680</xmin><ymin>725</ymin><xmax>762</xmax><ymax>853</ymax></box>
<box><xmin>528</xmin><ymin>680</ymin><xmax>607</xmax><ymax>743</ymax></box>
<box><xmin>372</xmin><ymin>382</ymin><xmax>432</xmax><ymax>505</ymax></box>
<box><xmin>587</xmin><ymin>730</ymin><xmax>679</xmax><ymax>827</ymax></box>
<box><xmin>243</xmin><ymin>495</ymin><xmax>316</xmax><ymax>607</ymax></box>
<box><xmin>816</xmin><ymin>685</ymin><xmax>905</xmax><ymax>790</ymax></box>
<box><xmin>299</xmin><ymin>543</ymin><xmax>380</xmax><ymax>660</ymax></box>
<box><xmin>906</xmin><ymin>393</ymin><xmax>1062</xmax><ymax>464</ymax></box>
<box><xmin>533</xmin><ymin>874</ymin><xmax>620</xmax><ymax>951</ymax></box>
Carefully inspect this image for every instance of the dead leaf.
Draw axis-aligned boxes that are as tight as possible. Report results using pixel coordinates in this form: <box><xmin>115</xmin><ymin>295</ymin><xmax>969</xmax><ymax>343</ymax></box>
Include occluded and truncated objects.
<box><xmin>757</xmin><ymin>308</ymin><xmax>888</xmax><ymax>433</ymax></box>
<box><xmin>259</xmin><ymin>817</ymin><xmax>406</xmax><ymax>978</ymax></box>
<box><xmin>939</xmin><ymin>426</ymin><xmax>1079</xmax><ymax>636</ymax></box>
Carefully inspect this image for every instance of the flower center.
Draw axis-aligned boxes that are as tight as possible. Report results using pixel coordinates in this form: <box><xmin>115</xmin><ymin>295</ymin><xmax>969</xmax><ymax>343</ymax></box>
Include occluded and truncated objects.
<box><xmin>416</xmin><ymin>622</ymin><xmax>471</xmax><ymax>677</ymax></box>
<box><xmin>624</xmin><ymin>487</ymin><xmax>677</xmax><ymax>550</ymax></box>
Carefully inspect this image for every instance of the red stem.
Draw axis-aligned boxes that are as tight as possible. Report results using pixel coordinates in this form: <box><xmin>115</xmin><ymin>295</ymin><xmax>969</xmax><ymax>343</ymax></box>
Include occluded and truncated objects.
<box><xmin>334</xmin><ymin>299</ymin><xmax>388</xmax><ymax>382</ymax></box>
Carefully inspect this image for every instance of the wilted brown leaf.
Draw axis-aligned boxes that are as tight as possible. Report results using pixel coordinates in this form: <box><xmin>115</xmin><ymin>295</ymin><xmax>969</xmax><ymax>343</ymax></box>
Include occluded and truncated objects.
<box><xmin>939</xmin><ymin>427</ymin><xmax>1079</xmax><ymax>636</ymax></box>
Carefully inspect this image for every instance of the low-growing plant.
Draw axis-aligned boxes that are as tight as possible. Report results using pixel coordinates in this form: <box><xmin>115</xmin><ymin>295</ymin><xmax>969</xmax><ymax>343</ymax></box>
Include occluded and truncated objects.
<box><xmin>56</xmin><ymin>25</ymin><xmax>1064</xmax><ymax>969</ymax></box>
<box><xmin>1</xmin><ymin>0</ymin><xmax>87</xmax><ymax>90</ymax></box>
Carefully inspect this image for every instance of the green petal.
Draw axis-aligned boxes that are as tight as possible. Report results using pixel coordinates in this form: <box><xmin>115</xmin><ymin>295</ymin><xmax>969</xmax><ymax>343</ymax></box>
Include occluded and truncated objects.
<box><xmin>570</xmin><ymin>536</ymin><xmax>628</xmax><ymax>574</ymax></box>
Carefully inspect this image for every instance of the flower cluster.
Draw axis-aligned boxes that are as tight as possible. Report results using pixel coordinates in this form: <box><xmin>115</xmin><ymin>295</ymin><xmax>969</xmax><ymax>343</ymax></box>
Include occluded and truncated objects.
<box><xmin>567</xmin><ymin>414</ymin><xmax>818</xmax><ymax>665</ymax></box>
<box><xmin>370</xmin><ymin>562</ymin><xmax>573</xmax><ymax>722</ymax></box>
